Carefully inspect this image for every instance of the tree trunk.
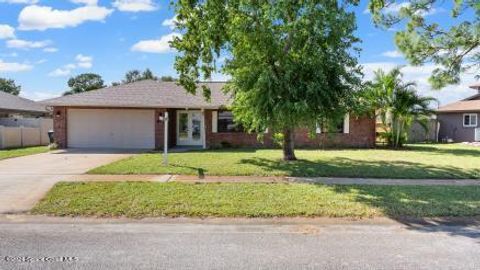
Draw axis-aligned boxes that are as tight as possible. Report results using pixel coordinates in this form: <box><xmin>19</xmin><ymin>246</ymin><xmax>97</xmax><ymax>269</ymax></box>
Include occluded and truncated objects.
<box><xmin>282</xmin><ymin>128</ymin><xmax>297</xmax><ymax>161</ymax></box>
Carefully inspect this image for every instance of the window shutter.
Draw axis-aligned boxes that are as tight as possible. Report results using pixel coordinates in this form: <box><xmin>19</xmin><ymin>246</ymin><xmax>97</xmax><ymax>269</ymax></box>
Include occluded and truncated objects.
<box><xmin>316</xmin><ymin>123</ymin><xmax>321</xmax><ymax>134</ymax></box>
<box><xmin>212</xmin><ymin>111</ymin><xmax>218</xmax><ymax>133</ymax></box>
<box><xmin>343</xmin><ymin>113</ymin><xmax>350</xmax><ymax>134</ymax></box>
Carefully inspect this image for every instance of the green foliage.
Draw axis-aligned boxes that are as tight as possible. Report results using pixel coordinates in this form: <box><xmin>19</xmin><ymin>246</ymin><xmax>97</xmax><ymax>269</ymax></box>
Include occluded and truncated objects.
<box><xmin>116</xmin><ymin>68</ymin><xmax>158</xmax><ymax>85</ymax></box>
<box><xmin>64</xmin><ymin>73</ymin><xmax>105</xmax><ymax>96</ymax></box>
<box><xmin>160</xmin><ymin>75</ymin><xmax>177</xmax><ymax>82</ymax></box>
<box><xmin>361</xmin><ymin>68</ymin><xmax>436</xmax><ymax>148</ymax></box>
<box><xmin>0</xmin><ymin>78</ymin><xmax>21</xmax><ymax>95</ymax></box>
<box><xmin>172</xmin><ymin>0</ymin><xmax>363</xmax><ymax>159</ymax></box>
<box><xmin>368</xmin><ymin>0</ymin><xmax>480</xmax><ymax>89</ymax></box>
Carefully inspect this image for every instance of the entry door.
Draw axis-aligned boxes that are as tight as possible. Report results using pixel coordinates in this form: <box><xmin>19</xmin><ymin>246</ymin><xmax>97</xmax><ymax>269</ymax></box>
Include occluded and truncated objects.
<box><xmin>177</xmin><ymin>110</ymin><xmax>203</xmax><ymax>146</ymax></box>
<box><xmin>476</xmin><ymin>128</ymin><xmax>480</xmax><ymax>142</ymax></box>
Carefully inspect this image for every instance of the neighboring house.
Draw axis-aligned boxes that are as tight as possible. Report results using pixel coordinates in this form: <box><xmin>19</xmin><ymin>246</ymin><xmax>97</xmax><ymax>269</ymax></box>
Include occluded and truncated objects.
<box><xmin>437</xmin><ymin>83</ymin><xmax>480</xmax><ymax>142</ymax></box>
<box><xmin>0</xmin><ymin>91</ymin><xmax>53</xmax><ymax>148</ymax></box>
<box><xmin>42</xmin><ymin>80</ymin><xmax>375</xmax><ymax>150</ymax></box>
<box><xmin>0</xmin><ymin>91</ymin><xmax>50</xmax><ymax>118</ymax></box>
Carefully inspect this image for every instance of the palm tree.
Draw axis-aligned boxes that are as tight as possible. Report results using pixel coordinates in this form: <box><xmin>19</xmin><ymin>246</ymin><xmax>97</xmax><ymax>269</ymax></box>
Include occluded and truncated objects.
<box><xmin>364</xmin><ymin>68</ymin><xmax>436</xmax><ymax>148</ymax></box>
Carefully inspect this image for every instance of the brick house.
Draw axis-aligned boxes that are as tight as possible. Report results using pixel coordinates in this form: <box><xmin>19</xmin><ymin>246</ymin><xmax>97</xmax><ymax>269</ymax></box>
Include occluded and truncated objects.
<box><xmin>42</xmin><ymin>80</ymin><xmax>375</xmax><ymax>149</ymax></box>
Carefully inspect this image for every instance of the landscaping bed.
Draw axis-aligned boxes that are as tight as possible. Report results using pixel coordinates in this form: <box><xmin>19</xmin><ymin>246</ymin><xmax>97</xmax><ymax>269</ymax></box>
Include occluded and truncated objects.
<box><xmin>32</xmin><ymin>182</ymin><xmax>480</xmax><ymax>218</ymax></box>
<box><xmin>89</xmin><ymin>144</ymin><xmax>480</xmax><ymax>179</ymax></box>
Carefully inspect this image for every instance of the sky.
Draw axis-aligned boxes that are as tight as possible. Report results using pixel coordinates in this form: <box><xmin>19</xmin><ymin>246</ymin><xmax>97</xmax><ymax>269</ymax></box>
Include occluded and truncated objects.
<box><xmin>0</xmin><ymin>0</ymin><xmax>478</xmax><ymax>106</ymax></box>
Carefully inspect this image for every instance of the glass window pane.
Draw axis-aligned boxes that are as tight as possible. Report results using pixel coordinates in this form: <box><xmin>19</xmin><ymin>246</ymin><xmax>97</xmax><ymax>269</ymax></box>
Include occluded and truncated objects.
<box><xmin>179</xmin><ymin>113</ymin><xmax>188</xmax><ymax>139</ymax></box>
<box><xmin>191</xmin><ymin>112</ymin><xmax>201</xmax><ymax>141</ymax></box>
<box><xmin>465</xmin><ymin>115</ymin><xmax>471</xmax><ymax>126</ymax></box>
<box><xmin>217</xmin><ymin>111</ymin><xmax>242</xmax><ymax>132</ymax></box>
<box><xmin>472</xmin><ymin>115</ymin><xmax>477</xmax><ymax>126</ymax></box>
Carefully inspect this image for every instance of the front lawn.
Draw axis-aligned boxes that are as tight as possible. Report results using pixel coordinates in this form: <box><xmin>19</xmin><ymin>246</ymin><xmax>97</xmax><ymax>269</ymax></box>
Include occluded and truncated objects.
<box><xmin>0</xmin><ymin>146</ymin><xmax>49</xmax><ymax>160</ymax></box>
<box><xmin>89</xmin><ymin>144</ymin><xmax>480</xmax><ymax>179</ymax></box>
<box><xmin>32</xmin><ymin>182</ymin><xmax>480</xmax><ymax>218</ymax></box>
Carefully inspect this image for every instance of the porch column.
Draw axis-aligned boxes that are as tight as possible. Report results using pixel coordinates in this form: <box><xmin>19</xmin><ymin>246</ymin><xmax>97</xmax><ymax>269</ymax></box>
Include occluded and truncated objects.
<box><xmin>201</xmin><ymin>109</ymin><xmax>207</xmax><ymax>149</ymax></box>
<box><xmin>154</xmin><ymin>108</ymin><xmax>167</xmax><ymax>150</ymax></box>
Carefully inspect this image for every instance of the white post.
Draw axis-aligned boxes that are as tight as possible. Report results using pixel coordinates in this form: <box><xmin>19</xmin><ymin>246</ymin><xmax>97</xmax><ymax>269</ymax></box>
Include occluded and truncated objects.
<box><xmin>163</xmin><ymin>112</ymin><xmax>169</xmax><ymax>166</ymax></box>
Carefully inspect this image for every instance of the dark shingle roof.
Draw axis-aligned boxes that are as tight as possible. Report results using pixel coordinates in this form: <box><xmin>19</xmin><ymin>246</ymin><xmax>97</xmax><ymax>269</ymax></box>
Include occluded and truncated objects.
<box><xmin>41</xmin><ymin>80</ymin><xmax>230</xmax><ymax>109</ymax></box>
<box><xmin>0</xmin><ymin>91</ymin><xmax>48</xmax><ymax>113</ymax></box>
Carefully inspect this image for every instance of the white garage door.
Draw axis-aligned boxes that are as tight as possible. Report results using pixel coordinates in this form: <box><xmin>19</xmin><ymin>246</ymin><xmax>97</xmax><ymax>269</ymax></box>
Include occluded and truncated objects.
<box><xmin>67</xmin><ymin>109</ymin><xmax>155</xmax><ymax>149</ymax></box>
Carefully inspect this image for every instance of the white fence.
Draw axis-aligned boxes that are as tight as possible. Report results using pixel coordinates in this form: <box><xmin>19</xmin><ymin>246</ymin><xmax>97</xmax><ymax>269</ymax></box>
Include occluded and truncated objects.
<box><xmin>0</xmin><ymin>118</ymin><xmax>53</xmax><ymax>149</ymax></box>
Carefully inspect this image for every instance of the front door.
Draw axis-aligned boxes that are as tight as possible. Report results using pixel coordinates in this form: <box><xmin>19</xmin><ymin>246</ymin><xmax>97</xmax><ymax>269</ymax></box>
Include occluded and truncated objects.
<box><xmin>177</xmin><ymin>110</ymin><xmax>203</xmax><ymax>146</ymax></box>
<box><xmin>476</xmin><ymin>127</ymin><xmax>480</xmax><ymax>142</ymax></box>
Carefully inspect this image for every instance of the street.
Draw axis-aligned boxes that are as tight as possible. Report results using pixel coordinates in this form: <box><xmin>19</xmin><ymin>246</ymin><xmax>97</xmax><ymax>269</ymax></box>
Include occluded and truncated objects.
<box><xmin>0</xmin><ymin>218</ymin><xmax>479</xmax><ymax>270</ymax></box>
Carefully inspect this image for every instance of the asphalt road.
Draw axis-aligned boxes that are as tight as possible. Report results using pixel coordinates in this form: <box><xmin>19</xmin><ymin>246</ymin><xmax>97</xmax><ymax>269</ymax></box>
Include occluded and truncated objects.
<box><xmin>0</xmin><ymin>220</ymin><xmax>479</xmax><ymax>270</ymax></box>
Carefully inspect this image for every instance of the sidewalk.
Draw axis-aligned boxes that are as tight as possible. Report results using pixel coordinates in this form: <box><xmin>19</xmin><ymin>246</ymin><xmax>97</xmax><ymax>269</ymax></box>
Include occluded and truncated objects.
<box><xmin>73</xmin><ymin>174</ymin><xmax>480</xmax><ymax>186</ymax></box>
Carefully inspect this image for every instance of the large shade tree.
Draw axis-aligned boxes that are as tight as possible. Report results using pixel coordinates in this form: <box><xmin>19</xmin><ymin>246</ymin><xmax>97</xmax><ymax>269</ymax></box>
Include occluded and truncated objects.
<box><xmin>0</xmin><ymin>78</ymin><xmax>21</xmax><ymax>96</ymax></box>
<box><xmin>172</xmin><ymin>0</ymin><xmax>362</xmax><ymax>160</ymax></box>
<box><xmin>368</xmin><ymin>0</ymin><xmax>480</xmax><ymax>89</ymax></box>
<box><xmin>63</xmin><ymin>73</ymin><xmax>105</xmax><ymax>96</ymax></box>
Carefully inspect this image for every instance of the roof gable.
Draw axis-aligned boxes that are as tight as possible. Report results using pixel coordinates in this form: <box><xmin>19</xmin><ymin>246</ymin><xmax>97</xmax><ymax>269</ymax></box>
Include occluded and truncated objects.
<box><xmin>0</xmin><ymin>91</ymin><xmax>48</xmax><ymax>113</ymax></box>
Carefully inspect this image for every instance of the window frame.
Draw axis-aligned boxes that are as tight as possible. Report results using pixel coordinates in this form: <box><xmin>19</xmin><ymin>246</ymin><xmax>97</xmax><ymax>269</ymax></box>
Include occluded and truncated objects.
<box><xmin>216</xmin><ymin>110</ymin><xmax>243</xmax><ymax>133</ymax></box>
<box><xmin>463</xmin><ymin>113</ymin><xmax>478</xmax><ymax>128</ymax></box>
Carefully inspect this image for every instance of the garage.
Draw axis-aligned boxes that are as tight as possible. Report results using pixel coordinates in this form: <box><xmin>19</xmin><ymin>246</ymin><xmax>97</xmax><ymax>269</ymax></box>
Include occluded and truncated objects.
<box><xmin>67</xmin><ymin>108</ymin><xmax>155</xmax><ymax>149</ymax></box>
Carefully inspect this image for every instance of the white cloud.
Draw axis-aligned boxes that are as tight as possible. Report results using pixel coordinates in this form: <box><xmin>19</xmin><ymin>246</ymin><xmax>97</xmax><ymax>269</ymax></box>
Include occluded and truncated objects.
<box><xmin>0</xmin><ymin>24</ymin><xmax>15</xmax><ymax>39</ymax></box>
<box><xmin>48</xmin><ymin>54</ymin><xmax>93</xmax><ymax>77</ymax></box>
<box><xmin>48</xmin><ymin>67</ymin><xmax>72</xmax><ymax>77</ymax></box>
<box><xmin>364</xmin><ymin>2</ymin><xmax>442</xmax><ymax>16</ymax></box>
<box><xmin>113</xmin><ymin>0</ymin><xmax>157</xmax><ymax>12</ymax></box>
<box><xmin>162</xmin><ymin>15</ymin><xmax>177</xmax><ymax>29</ymax></box>
<box><xmin>361</xmin><ymin>62</ymin><xmax>479</xmax><ymax>106</ymax></box>
<box><xmin>0</xmin><ymin>0</ymin><xmax>38</xmax><ymax>4</ymax></box>
<box><xmin>70</xmin><ymin>0</ymin><xmax>98</xmax><ymax>5</ymax></box>
<box><xmin>20</xmin><ymin>91</ymin><xmax>60</xmax><ymax>101</ymax></box>
<box><xmin>0</xmin><ymin>59</ymin><xmax>33</xmax><ymax>72</ymax></box>
<box><xmin>43</xmin><ymin>47</ymin><xmax>58</xmax><ymax>53</ymax></box>
<box><xmin>75</xmin><ymin>54</ymin><xmax>93</xmax><ymax>68</ymax></box>
<box><xmin>18</xmin><ymin>5</ymin><xmax>113</xmax><ymax>31</ymax></box>
<box><xmin>75</xmin><ymin>54</ymin><xmax>92</xmax><ymax>63</ymax></box>
<box><xmin>131</xmin><ymin>33</ymin><xmax>180</xmax><ymax>54</ymax></box>
<box><xmin>381</xmin><ymin>50</ymin><xmax>403</xmax><ymax>58</ymax></box>
<box><xmin>6</xmin><ymin>38</ymin><xmax>51</xmax><ymax>49</ymax></box>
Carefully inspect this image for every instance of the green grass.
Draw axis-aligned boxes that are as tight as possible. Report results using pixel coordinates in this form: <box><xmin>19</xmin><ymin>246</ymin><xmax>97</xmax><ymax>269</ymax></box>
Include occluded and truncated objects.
<box><xmin>89</xmin><ymin>144</ymin><xmax>480</xmax><ymax>179</ymax></box>
<box><xmin>32</xmin><ymin>182</ymin><xmax>480</xmax><ymax>218</ymax></box>
<box><xmin>0</xmin><ymin>146</ymin><xmax>49</xmax><ymax>160</ymax></box>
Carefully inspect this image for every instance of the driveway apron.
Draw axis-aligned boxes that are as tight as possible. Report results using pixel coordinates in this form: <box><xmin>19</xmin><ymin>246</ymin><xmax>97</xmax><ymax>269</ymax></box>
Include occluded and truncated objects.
<box><xmin>0</xmin><ymin>149</ymin><xmax>133</xmax><ymax>214</ymax></box>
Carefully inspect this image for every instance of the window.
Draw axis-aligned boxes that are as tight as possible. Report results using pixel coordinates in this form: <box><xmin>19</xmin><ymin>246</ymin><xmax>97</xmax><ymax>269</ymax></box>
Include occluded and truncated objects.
<box><xmin>217</xmin><ymin>111</ymin><xmax>243</xmax><ymax>132</ymax></box>
<box><xmin>463</xmin><ymin>113</ymin><xmax>478</xmax><ymax>127</ymax></box>
<box><xmin>319</xmin><ymin>117</ymin><xmax>344</xmax><ymax>133</ymax></box>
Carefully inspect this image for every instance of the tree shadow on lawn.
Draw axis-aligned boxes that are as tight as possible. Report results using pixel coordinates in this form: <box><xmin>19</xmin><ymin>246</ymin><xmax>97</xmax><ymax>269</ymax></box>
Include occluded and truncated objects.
<box><xmin>329</xmin><ymin>184</ymin><xmax>480</xmax><ymax>241</ymax></box>
<box><xmin>170</xmin><ymin>164</ymin><xmax>207</xmax><ymax>178</ymax></box>
<box><xmin>238</xmin><ymin>157</ymin><xmax>480</xmax><ymax>179</ymax></box>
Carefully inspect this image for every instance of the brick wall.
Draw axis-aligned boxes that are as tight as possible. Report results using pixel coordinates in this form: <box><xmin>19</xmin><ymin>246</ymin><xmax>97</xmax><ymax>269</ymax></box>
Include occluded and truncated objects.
<box><xmin>204</xmin><ymin>109</ymin><xmax>375</xmax><ymax>148</ymax></box>
<box><xmin>52</xmin><ymin>106</ymin><xmax>67</xmax><ymax>148</ymax></box>
<box><xmin>53</xmin><ymin>106</ymin><xmax>375</xmax><ymax>149</ymax></box>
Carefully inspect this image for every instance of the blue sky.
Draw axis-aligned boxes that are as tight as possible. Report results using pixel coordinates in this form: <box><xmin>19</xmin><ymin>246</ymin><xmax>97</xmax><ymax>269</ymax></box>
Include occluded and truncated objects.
<box><xmin>0</xmin><ymin>0</ymin><xmax>477</xmax><ymax>105</ymax></box>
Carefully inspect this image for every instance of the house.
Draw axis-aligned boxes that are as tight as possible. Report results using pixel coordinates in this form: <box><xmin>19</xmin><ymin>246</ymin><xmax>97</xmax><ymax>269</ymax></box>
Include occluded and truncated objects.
<box><xmin>437</xmin><ymin>83</ymin><xmax>480</xmax><ymax>142</ymax></box>
<box><xmin>0</xmin><ymin>91</ymin><xmax>53</xmax><ymax>148</ymax></box>
<box><xmin>0</xmin><ymin>91</ymin><xmax>50</xmax><ymax>118</ymax></box>
<box><xmin>42</xmin><ymin>80</ymin><xmax>375</xmax><ymax>149</ymax></box>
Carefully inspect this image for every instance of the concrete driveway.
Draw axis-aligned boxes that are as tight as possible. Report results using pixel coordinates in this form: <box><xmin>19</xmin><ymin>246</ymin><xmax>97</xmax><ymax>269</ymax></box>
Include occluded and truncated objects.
<box><xmin>0</xmin><ymin>149</ymin><xmax>135</xmax><ymax>214</ymax></box>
